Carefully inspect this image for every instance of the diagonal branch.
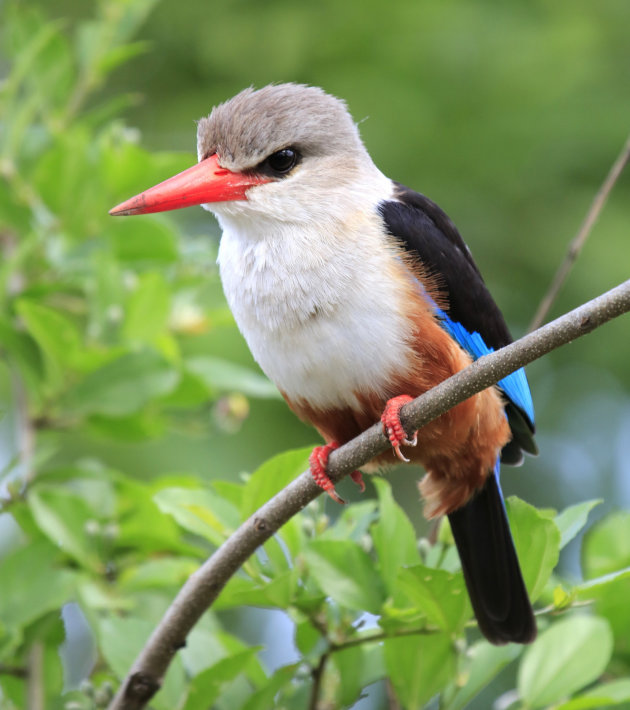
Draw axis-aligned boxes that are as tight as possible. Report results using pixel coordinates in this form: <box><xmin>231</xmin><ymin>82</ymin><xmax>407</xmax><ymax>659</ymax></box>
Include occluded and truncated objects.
<box><xmin>109</xmin><ymin>279</ymin><xmax>630</xmax><ymax>710</ymax></box>
<box><xmin>528</xmin><ymin>133</ymin><xmax>630</xmax><ymax>332</ymax></box>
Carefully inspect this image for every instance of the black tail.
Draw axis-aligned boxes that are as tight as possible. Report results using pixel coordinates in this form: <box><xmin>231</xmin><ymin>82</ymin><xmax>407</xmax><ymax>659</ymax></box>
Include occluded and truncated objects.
<box><xmin>447</xmin><ymin>473</ymin><xmax>537</xmax><ymax>644</ymax></box>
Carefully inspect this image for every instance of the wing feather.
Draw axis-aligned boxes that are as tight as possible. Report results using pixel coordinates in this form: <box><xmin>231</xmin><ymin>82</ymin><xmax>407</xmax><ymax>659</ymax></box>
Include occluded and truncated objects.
<box><xmin>379</xmin><ymin>183</ymin><xmax>537</xmax><ymax>460</ymax></box>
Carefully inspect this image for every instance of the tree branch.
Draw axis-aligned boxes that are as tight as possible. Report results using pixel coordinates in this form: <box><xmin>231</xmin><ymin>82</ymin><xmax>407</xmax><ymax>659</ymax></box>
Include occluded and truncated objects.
<box><xmin>109</xmin><ymin>279</ymin><xmax>630</xmax><ymax>710</ymax></box>
<box><xmin>528</xmin><ymin>132</ymin><xmax>630</xmax><ymax>331</ymax></box>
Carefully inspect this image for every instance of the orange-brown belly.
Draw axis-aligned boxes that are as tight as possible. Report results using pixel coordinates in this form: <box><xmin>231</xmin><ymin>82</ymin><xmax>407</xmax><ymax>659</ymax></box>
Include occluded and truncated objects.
<box><xmin>284</xmin><ymin>292</ymin><xmax>510</xmax><ymax>518</ymax></box>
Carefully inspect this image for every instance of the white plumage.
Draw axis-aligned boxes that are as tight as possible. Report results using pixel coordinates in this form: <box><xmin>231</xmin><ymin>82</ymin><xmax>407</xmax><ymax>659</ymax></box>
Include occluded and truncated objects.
<box><xmin>211</xmin><ymin>170</ymin><xmax>418</xmax><ymax>410</ymax></box>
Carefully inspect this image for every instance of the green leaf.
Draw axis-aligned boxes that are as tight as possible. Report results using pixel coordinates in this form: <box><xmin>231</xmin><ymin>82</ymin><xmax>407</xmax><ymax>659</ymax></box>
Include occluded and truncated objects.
<box><xmin>240</xmin><ymin>664</ymin><xmax>299</xmax><ymax>710</ymax></box>
<box><xmin>186</xmin><ymin>355</ymin><xmax>281</xmax><ymax>399</ymax></box>
<box><xmin>507</xmin><ymin>496</ymin><xmax>560</xmax><ymax>601</ymax></box>
<box><xmin>42</xmin><ymin>631</ymin><xmax>66</xmax><ymax>708</ymax></box>
<box><xmin>443</xmin><ymin>641</ymin><xmax>521</xmax><ymax>710</ymax></box>
<box><xmin>331</xmin><ymin>641</ymin><xmax>385</xmax><ymax>706</ymax></box>
<box><xmin>65</xmin><ymin>350</ymin><xmax>179</xmax><ymax>416</ymax></box>
<box><xmin>97</xmin><ymin>41</ymin><xmax>151</xmax><ymax>76</ymax></box>
<box><xmin>2</xmin><ymin>19</ymin><xmax>73</xmax><ymax>157</ymax></box>
<box><xmin>555</xmin><ymin>499</ymin><xmax>602</xmax><ymax>550</ymax></box>
<box><xmin>0</xmin><ymin>539</ymin><xmax>76</xmax><ymax>629</ymax></box>
<box><xmin>116</xmin><ymin>477</ymin><xmax>199</xmax><ymax>555</ymax></box>
<box><xmin>575</xmin><ymin>566</ymin><xmax>630</xmax><ymax>600</ymax></box>
<box><xmin>294</xmin><ymin>617</ymin><xmax>323</xmax><ymax>657</ymax></box>
<box><xmin>160</xmin><ymin>368</ymin><xmax>210</xmax><ymax>408</ymax></box>
<box><xmin>122</xmin><ymin>271</ymin><xmax>171</xmax><ymax>344</ymax></box>
<box><xmin>575</xmin><ymin>569</ymin><xmax>630</xmax><ymax>656</ymax></box>
<box><xmin>154</xmin><ymin>486</ymin><xmax>240</xmax><ymax>545</ymax></box>
<box><xmin>555</xmin><ymin>679</ymin><xmax>630</xmax><ymax>709</ymax></box>
<box><xmin>518</xmin><ymin>615</ymin><xmax>613</xmax><ymax>708</ymax></box>
<box><xmin>0</xmin><ymin>316</ymin><xmax>44</xmax><ymax>399</ymax></box>
<box><xmin>331</xmin><ymin>644</ymin><xmax>363</xmax><ymax>706</ymax></box>
<box><xmin>583</xmin><ymin>511</ymin><xmax>630</xmax><ymax>578</ymax></box>
<box><xmin>1</xmin><ymin>18</ymin><xmax>62</xmax><ymax>103</ymax></box>
<box><xmin>385</xmin><ymin>633</ymin><xmax>456</xmax><ymax>709</ymax></box>
<box><xmin>581</xmin><ymin>513</ymin><xmax>630</xmax><ymax>651</ymax></box>
<box><xmin>214</xmin><ymin>570</ymin><xmax>298</xmax><ymax>610</ymax></box>
<box><xmin>34</xmin><ymin>128</ymin><xmax>105</xmax><ymax>232</ymax></box>
<box><xmin>110</xmin><ymin>217</ymin><xmax>179</xmax><ymax>263</ymax></box>
<box><xmin>320</xmin><ymin>499</ymin><xmax>378</xmax><ymax>543</ymax></box>
<box><xmin>28</xmin><ymin>486</ymin><xmax>103</xmax><ymax>572</ymax></box>
<box><xmin>260</xmin><ymin>535</ymin><xmax>293</xmax><ymax>576</ymax></box>
<box><xmin>16</xmin><ymin>300</ymin><xmax>82</xmax><ymax>388</ymax></box>
<box><xmin>397</xmin><ymin>564</ymin><xmax>469</xmax><ymax>633</ymax></box>
<box><xmin>304</xmin><ymin>539</ymin><xmax>385</xmax><ymax>614</ymax></box>
<box><xmin>99</xmin><ymin>616</ymin><xmax>186</xmax><ymax>710</ymax></box>
<box><xmin>86</xmin><ymin>410</ymin><xmax>166</xmax><ymax>441</ymax></box>
<box><xmin>183</xmin><ymin>648</ymin><xmax>261</xmax><ymax>710</ymax></box>
<box><xmin>119</xmin><ymin>558</ymin><xmax>199</xmax><ymax>591</ymax></box>
<box><xmin>241</xmin><ymin>447</ymin><xmax>312</xmax><ymax>518</ymax></box>
<box><xmin>371</xmin><ymin>478</ymin><xmax>421</xmax><ymax>597</ymax></box>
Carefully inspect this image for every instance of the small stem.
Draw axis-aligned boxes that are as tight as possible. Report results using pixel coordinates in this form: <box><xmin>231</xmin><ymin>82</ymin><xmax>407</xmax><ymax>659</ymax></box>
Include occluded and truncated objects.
<box><xmin>528</xmin><ymin>132</ymin><xmax>630</xmax><ymax>331</ymax></box>
<box><xmin>330</xmin><ymin>625</ymin><xmax>439</xmax><ymax>654</ymax></box>
<box><xmin>386</xmin><ymin>679</ymin><xmax>402</xmax><ymax>710</ymax></box>
<box><xmin>26</xmin><ymin>642</ymin><xmax>45</xmax><ymax>710</ymax></box>
<box><xmin>3</xmin><ymin>231</ymin><xmax>36</xmax><ymax>485</ymax></box>
<box><xmin>308</xmin><ymin>653</ymin><xmax>329</xmax><ymax>710</ymax></box>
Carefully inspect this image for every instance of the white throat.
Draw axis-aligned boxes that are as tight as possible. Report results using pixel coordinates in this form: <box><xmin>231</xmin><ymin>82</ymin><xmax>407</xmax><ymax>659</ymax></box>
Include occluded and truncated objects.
<box><xmin>213</xmin><ymin>173</ymin><xmax>415</xmax><ymax>409</ymax></box>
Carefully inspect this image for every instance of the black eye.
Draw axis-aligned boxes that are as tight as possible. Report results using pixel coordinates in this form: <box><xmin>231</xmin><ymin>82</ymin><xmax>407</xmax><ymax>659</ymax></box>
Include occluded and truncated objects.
<box><xmin>265</xmin><ymin>148</ymin><xmax>299</xmax><ymax>175</ymax></box>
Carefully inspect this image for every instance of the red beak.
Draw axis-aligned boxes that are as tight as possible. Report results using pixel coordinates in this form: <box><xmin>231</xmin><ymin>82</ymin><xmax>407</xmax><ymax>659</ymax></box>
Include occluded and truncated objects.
<box><xmin>109</xmin><ymin>154</ymin><xmax>270</xmax><ymax>216</ymax></box>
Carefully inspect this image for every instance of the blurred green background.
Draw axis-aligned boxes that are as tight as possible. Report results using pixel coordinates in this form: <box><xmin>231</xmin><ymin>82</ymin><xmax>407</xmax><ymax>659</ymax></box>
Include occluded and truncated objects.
<box><xmin>1</xmin><ymin>0</ymin><xmax>629</xmax><ymax>707</ymax></box>
<box><xmin>30</xmin><ymin>0</ymin><xmax>629</xmax><ymax>530</ymax></box>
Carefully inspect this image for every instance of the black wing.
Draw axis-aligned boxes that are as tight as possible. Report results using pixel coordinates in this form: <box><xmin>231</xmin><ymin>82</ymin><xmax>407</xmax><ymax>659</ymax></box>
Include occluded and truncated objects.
<box><xmin>379</xmin><ymin>182</ymin><xmax>537</xmax><ymax>462</ymax></box>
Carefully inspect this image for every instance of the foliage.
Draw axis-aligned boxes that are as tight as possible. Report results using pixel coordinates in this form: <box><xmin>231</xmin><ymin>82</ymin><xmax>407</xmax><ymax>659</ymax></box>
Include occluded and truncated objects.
<box><xmin>1</xmin><ymin>3</ymin><xmax>630</xmax><ymax>710</ymax></box>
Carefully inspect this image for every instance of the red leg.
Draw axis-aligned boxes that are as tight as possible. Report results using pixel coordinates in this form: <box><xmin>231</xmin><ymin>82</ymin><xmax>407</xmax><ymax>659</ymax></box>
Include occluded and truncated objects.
<box><xmin>381</xmin><ymin>395</ymin><xmax>418</xmax><ymax>462</ymax></box>
<box><xmin>309</xmin><ymin>442</ymin><xmax>365</xmax><ymax>503</ymax></box>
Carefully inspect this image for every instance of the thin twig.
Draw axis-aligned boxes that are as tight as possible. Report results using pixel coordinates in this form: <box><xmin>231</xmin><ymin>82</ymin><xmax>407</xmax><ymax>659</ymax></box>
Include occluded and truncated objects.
<box><xmin>308</xmin><ymin>622</ymin><xmax>440</xmax><ymax>708</ymax></box>
<box><xmin>528</xmin><ymin>133</ymin><xmax>630</xmax><ymax>332</ymax></box>
<box><xmin>308</xmin><ymin>653</ymin><xmax>329</xmax><ymax>710</ymax></box>
<box><xmin>108</xmin><ymin>279</ymin><xmax>630</xmax><ymax>710</ymax></box>
<box><xmin>329</xmin><ymin>626</ymin><xmax>438</xmax><ymax>653</ymax></box>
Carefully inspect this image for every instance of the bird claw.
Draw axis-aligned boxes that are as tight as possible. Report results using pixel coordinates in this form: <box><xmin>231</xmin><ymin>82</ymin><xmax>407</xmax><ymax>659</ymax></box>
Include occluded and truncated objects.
<box><xmin>350</xmin><ymin>469</ymin><xmax>366</xmax><ymax>492</ymax></box>
<box><xmin>392</xmin><ymin>443</ymin><xmax>411</xmax><ymax>463</ymax></box>
<box><xmin>309</xmin><ymin>442</ymin><xmax>365</xmax><ymax>503</ymax></box>
<box><xmin>381</xmin><ymin>395</ymin><xmax>418</xmax><ymax>462</ymax></box>
<box><xmin>404</xmin><ymin>431</ymin><xmax>418</xmax><ymax>447</ymax></box>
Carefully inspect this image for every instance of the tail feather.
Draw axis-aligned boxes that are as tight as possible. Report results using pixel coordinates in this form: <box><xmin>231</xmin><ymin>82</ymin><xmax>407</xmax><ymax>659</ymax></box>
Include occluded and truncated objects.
<box><xmin>447</xmin><ymin>473</ymin><xmax>537</xmax><ymax>644</ymax></box>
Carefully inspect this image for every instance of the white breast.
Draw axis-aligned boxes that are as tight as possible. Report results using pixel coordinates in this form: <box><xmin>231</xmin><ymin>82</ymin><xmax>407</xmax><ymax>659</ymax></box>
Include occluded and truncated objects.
<box><xmin>214</xmin><ymin>198</ymin><xmax>416</xmax><ymax>411</ymax></box>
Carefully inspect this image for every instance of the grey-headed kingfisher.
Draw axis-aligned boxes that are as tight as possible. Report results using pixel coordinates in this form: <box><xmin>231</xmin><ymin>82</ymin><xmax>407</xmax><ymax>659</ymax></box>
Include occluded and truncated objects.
<box><xmin>110</xmin><ymin>84</ymin><xmax>538</xmax><ymax>644</ymax></box>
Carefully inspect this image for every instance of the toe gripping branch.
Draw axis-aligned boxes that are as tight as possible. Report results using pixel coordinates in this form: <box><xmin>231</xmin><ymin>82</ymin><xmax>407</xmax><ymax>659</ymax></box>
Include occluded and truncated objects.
<box><xmin>381</xmin><ymin>395</ymin><xmax>418</xmax><ymax>462</ymax></box>
<box><xmin>309</xmin><ymin>441</ymin><xmax>365</xmax><ymax>505</ymax></box>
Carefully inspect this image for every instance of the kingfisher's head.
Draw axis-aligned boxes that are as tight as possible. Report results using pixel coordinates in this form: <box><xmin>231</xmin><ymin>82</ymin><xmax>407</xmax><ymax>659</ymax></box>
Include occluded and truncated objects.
<box><xmin>110</xmin><ymin>83</ymin><xmax>383</xmax><ymax>226</ymax></box>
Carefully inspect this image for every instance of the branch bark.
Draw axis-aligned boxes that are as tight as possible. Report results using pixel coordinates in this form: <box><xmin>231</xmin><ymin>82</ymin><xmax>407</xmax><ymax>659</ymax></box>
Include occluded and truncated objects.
<box><xmin>528</xmin><ymin>132</ymin><xmax>630</xmax><ymax>331</ymax></box>
<box><xmin>109</xmin><ymin>279</ymin><xmax>630</xmax><ymax>710</ymax></box>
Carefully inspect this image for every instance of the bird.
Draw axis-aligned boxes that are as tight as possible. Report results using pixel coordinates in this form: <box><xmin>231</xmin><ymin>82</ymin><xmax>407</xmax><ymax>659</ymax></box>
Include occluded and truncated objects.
<box><xmin>110</xmin><ymin>83</ymin><xmax>538</xmax><ymax>645</ymax></box>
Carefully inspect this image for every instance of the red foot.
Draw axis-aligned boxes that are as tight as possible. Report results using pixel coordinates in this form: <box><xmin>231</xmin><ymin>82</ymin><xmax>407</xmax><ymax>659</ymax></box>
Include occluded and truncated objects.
<box><xmin>309</xmin><ymin>442</ymin><xmax>365</xmax><ymax>504</ymax></box>
<box><xmin>381</xmin><ymin>395</ymin><xmax>418</xmax><ymax>462</ymax></box>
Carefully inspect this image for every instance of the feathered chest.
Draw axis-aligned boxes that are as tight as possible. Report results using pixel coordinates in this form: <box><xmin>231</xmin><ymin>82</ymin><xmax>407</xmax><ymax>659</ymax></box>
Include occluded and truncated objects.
<box><xmin>216</xmin><ymin>216</ymin><xmax>420</xmax><ymax>410</ymax></box>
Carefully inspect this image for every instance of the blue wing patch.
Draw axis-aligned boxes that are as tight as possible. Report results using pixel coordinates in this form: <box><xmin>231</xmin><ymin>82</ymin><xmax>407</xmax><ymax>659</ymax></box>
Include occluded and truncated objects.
<box><xmin>434</xmin><ymin>306</ymin><xmax>535</xmax><ymax>426</ymax></box>
<box><xmin>406</xmin><ymin>271</ymin><xmax>535</xmax><ymax>426</ymax></box>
